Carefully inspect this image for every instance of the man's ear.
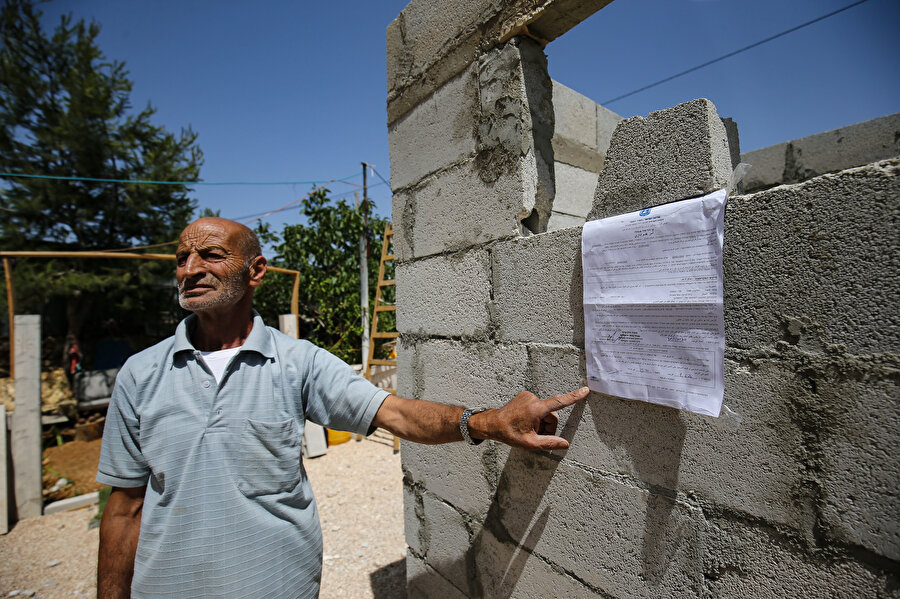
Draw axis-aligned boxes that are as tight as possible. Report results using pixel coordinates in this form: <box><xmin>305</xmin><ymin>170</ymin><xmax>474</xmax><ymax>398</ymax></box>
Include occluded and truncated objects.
<box><xmin>248</xmin><ymin>255</ymin><xmax>267</xmax><ymax>288</ymax></box>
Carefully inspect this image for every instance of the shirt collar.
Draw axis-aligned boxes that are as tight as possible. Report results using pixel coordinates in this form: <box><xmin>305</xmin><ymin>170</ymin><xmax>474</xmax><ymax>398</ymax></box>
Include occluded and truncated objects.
<box><xmin>172</xmin><ymin>310</ymin><xmax>275</xmax><ymax>360</ymax></box>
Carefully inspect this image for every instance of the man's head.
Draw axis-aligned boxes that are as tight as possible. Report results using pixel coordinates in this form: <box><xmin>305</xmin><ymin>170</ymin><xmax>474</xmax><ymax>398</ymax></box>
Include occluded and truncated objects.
<box><xmin>175</xmin><ymin>217</ymin><xmax>267</xmax><ymax>314</ymax></box>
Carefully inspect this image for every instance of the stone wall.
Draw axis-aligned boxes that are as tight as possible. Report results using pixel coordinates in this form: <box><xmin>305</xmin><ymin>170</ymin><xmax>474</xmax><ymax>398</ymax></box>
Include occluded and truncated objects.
<box><xmin>388</xmin><ymin>1</ymin><xmax>899</xmax><ymax>597</ymax></box>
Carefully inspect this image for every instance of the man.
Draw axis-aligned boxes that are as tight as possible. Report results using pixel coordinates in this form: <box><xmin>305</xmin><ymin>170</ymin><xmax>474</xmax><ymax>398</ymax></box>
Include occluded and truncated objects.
<box><xmin>97</xmin><ymin>217</ymin><xmax>588</xmax><ymax>598</ymax></box>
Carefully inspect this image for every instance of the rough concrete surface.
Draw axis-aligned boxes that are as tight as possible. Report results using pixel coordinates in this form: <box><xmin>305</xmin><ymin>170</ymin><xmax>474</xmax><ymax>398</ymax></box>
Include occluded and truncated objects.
<box><xmin>723</xmin><ymin>159</ymin><xmax>900</xmax><ymax>355</ymax></box>
<box><xmin>391</xmin><ymin>159</ymin><xmax>525</xmax><ymax>261</ymax></box>
<box><xmin>551</xmin><ymin>161</ymin><xmax>598</xmax><ymax>218</ymax></box>
<box><xmin>396</xmin><ymin>248</ymin><xmax>492</xmax><ymax>338</ymax></box>
<box><xmin>741</xmin><ymin>112</ymin><xmax>900</xmax><ymax>192</ymax></box>
<box><xmin>388</xmin><ymin>63</ymin><xmax>478</xmax><ymax>191</ymax></box>
<box><xmin>492</xmin><ymin>226</ymin><xmax>583</xmax><ymax>346</ymax></box>
<box><xmin>588</xmin><ymin>98</ymin><xmax>733</xmax><ymax>220</ymax></box>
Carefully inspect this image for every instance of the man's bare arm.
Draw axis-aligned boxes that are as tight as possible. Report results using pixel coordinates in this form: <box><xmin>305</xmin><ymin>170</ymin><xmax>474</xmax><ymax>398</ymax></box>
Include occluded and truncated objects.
<box><xmin>98</xmin><ymin>486</ymin><xmax>145</xmax><ymax>599</ymax></box>
<box><xmin>372</xmin><ymin>387</ymin><xmax>589</xmax><ymax>451</ymax></box>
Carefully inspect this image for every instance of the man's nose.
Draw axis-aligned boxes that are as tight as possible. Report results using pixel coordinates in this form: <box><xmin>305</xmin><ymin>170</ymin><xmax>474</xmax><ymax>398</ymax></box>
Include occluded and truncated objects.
<box><xmin>181</xmin><ymin>253</ymin><xmax>205</xmax><ymax>276</ymax></box>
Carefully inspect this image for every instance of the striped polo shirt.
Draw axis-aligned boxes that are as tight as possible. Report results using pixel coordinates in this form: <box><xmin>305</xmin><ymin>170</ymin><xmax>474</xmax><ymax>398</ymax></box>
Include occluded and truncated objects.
<box><xmin>97</xmin><ymin>312</ymin><xmax>389</xmax><ymax>598</ymax></box>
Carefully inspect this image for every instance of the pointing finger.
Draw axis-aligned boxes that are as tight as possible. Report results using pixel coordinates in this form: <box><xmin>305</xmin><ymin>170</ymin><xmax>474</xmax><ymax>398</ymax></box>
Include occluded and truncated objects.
<box><xmin>542</xmin><ymin>387</ymin><xmax>590</xmax><ymax>413</ymax></box>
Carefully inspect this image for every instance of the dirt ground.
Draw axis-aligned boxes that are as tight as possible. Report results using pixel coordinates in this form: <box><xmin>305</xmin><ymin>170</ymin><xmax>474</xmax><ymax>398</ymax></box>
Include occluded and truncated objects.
<box><xmin>2</xmin><ymin>430</ymin><xmax>407</xmax><ymax>598</ymax></box>
<box><xmin>42</xmin><ymin>440</ymin><xmax>106</xmax><ymax>502</ymax></box>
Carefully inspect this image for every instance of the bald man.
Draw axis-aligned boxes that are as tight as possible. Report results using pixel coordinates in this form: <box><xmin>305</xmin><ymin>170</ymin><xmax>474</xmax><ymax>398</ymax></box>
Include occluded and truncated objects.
<box><xmin>96</xmin><ymin>217</ymin><xmax>588</xmax><ymax>599</ymax></box>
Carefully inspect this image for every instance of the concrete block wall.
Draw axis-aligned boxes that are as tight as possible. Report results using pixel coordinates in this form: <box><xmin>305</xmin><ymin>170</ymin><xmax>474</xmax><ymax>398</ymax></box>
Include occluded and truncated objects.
<box><xmin>388</xmin><ymin>1</ymin><xmax>899</xmax><ymax>597</ymax></box>
<box><xmin>548</xmin><ymin>81</ymin><xmax>623</xmax><ymax>231</ymax></box>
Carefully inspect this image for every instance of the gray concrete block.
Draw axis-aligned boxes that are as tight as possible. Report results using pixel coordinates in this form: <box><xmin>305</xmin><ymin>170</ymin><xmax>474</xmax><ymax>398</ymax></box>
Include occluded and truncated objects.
<box><xmin>492</xmin><ymin>227</ymin><xmax>583</xmax><ymax>346</ymax></box>
<box><xmin>721</xmin><ymin>116</ymin><xmax>741</xmax><ymax>169</ymax></box>
<box><xmin>588</xmin><ymin>98</ymin><xmax>732</xmax><ymax>220</ymax></box>
<box><xmin>818</xmin><ymin>377</ymin><xmax>900</xmax><ymax>561</ymax></box>
<box><xmin>703</xmin><ymin>517</ymin><xmax>892</xmax><ymax>598</ymax></box>
<box><xmin>493</xmin><ymin>456</ymin><xmax>705</xmax><ymax>597</ymax></box>
<box><xmin>43</xmin><ymin>491</ymin><xmax>99</xmax><ymax>515</ymax></box>
<box><xmin>12</xmin><ymin>315</ymin><xmax>42</xmax><ymax>520</ymax></box>
<box><xmin>546</xmin><ymin>211</ymin><xmax>584</xmax><ymax>232</ymax></box>
<box><xmin>406</xmin><ymin>553</ymin><xmax>469</xmax><ymax>599</ymax></box>
<box><xmin>421</xmin><ymin>493</ymin><xmax>471</xmax><ymax>586</ymax></box>
<box><xmin>477</xmin><ymin>38</ymin><xmax>555</xmax><ymax>234</ymax></box>
<box><xmin>395</xmin><ymin>336</ymin><xmax>418</xmax><ymax>398</ymax></box>
<box><xmin>741</xmin><ymin>112</ymin><xmax>900</xmax><ymax>192</ymax></box>
<box><xmin>552</xmin><ymin>161</ymin><xmax>599</xmax><ymax>218</ymax></box>
<box><xmin>551</xmin><ymin>135</ymin><xmax>605</xmax><ymax>173</ymax></box>
<box><xmin>724</xmin><ymin>160</ymin><xmax>900</xmax><ymax>354</ymax></box>
<box><xmin>531</xmin><ymin>345</ymin><xmax>812</xmax><ymax>529</ymax></box>
<box><xmin>402</xmin><ymin>483</ymin><xmax>425</xmax><ymax>557</ymax></box>
<box><xmin>388</xmin><ymin>63</ymin><xmax>479</xmax><ymax>191</ymax></box>
<box><xmin>401</xmin><ymin>439</ymin><xmax>496</xmax><ymax>519</ymax></box>
<box><xmin>420</xmin><ymin>339</ymin><xmax>529</xmax><ymax>409</ymax></box>
<box><xmin>597</xmin><ymin>102</ymin><xmax>623</xmax><ymax>153</ymax></box>
<box><xmin>391</xmin><ymin>160</ymin><xmax>525</xmax><ymax>261</ymax></box>
<box><xmin>474</xmin><ymin>528</ymin><xmax>607</xmax><ymax>598</ymax></box>
<box><xmin>552</xmin><ymin>80</ymin><xmax>597</xmax><ymax>151</ymax></box>
<box><xmin>396</xmin><ymin>249</ymin><xmax>492</xmax><ymax>338</ymax></box>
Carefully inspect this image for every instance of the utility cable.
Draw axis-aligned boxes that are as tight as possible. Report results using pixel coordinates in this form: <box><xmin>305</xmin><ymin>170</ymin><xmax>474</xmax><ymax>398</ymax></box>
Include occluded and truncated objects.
<box><xmin>0</xmin><ymin>170</ymin><xmax>362</xmax><ymax>187</ymax></box>
<box><xmin>602</xmin><ymin>0</ymin><xmax>871</xmax><ymax>105</ymax></box>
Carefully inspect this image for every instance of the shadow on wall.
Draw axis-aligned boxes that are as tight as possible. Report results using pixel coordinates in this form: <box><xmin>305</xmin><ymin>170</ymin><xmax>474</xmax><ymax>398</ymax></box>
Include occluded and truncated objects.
<box><xmin>369</xmin><ymin>557</ymin><xmax>406</xmax><ymax>599</ymax></box>
<box><xmin>407</xmin><ymin>396</ymin><xmax>687</xmax><ymax>596</ymax></box>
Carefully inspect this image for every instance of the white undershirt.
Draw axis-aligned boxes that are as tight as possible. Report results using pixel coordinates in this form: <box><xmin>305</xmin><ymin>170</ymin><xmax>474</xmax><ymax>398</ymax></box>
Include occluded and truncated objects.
<box><xmin>199</xmin><ymin>347</ymin><xmax>242</xmax><ymax>383</ymax></box>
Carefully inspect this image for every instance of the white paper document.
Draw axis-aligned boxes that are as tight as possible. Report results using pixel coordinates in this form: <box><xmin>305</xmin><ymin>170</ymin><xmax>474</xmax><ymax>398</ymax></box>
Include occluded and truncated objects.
<box><xmin>581</xmin><ymin>189</ymin><xmax>727</xmax><ymax>416</ymax></box>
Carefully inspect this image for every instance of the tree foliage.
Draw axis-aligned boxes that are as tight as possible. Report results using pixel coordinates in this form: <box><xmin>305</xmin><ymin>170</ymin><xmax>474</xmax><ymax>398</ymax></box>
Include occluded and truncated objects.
<box><xmin>0</xmin><ymin>0</ymin><xmax>202</xmax><ymax>348</ymax></box>
<box><xmin>254</xmin><ymin>190</ymin><xmax>391</xmax><ymax>364</ymax></box>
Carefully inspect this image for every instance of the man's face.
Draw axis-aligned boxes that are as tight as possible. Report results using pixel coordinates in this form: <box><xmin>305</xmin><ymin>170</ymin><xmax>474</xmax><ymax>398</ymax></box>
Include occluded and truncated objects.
<box><xmin>176</xmin><ymin>219</ymin><xmax>251</xmax><ymax>313</ymax></box>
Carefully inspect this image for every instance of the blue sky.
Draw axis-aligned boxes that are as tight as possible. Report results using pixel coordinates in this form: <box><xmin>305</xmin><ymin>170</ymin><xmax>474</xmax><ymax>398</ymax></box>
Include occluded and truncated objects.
<box><xmin>38</xmin><ymin>0</ymin><xmax>899</xmax><ymax>236</ymax></box>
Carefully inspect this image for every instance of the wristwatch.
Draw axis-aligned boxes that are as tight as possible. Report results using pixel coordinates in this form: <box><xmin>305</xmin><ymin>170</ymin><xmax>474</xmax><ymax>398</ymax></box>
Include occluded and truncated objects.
<box><xmin>460</xmin><ymin>407</ymin><xmax>487</xmax><ymax>446</ymax></box>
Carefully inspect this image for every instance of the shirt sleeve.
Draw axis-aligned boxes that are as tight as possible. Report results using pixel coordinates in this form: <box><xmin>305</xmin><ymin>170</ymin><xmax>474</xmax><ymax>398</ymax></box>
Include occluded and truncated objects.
<box><xmin>96</xmin><ymin>363</ymin><xmax>150</xmax><ymax>487</ymax></box>
<box><xmin>301</xmin><ymin>346</ymin><xmax>390</xmax><ymax>436</ymax></box>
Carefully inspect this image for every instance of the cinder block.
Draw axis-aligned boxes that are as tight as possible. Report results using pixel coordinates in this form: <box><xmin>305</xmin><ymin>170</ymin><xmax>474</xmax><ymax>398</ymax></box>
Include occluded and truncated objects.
<box><xmin>546</xmin><ymin>211</ymin><xmax>584</xmax><ymax>232</ymax></box>
<box><xmin>474</xmin><ymin>529</ymin><xmax>607</xmax><ymax>598</ymax></box>
<box><xmin>418</xmin><ymin>340</ymin><xmax>529</xmax><ymax>409</ymax></box>
<box><xmin>741</xmin><ymin>112</ymin><xmax>900</xmax><ymax>192</ymax></box>
<box><xmin>403</xmin><ymin>483</ymin><xmax>425</xmax><ymax>557</ymax></box>
<box><xmin>401</xmin><ymin>440</ymin><xmax>495</xmax><ymax>519</ymax></box>
<box><xmin>395</xmin><ymin>336</ymin><xmax>419</xmax><ymax>398</ymax></box>
<box><xmin>724</xmin><ymin>160</ymin><xmax>899</xmax><ymax>355</ymax></box>
<box><xmin>406</xmin><ymin>554</ymin><xmax>469</xmax><ymax>599</ymax></box>
<box><xmin>391</xmin><ymin>160</ymin><xmax>525</xmax><ymax>261</ymax></box>
<box><xmin>388</xmin><ymin>63</ymin><xmax>479</xmax><ymax>191</ymax></box>
<box><xmin>703</xmin><ymin>516</ymin><xmax>891</xmax><ymax>598</ymax></box>
<box><xmin>552</xmin><ymin>80</ymin><xmax>597</xmax><ymax>151</ymax></box>
<box><xmin>477</xmin><ymin>38</ymin><xmax>555</xmax><ymax>233</ymax></box>
<box><xmin>396</xmin><ymin>249</ymin><xmax>492</xmax><ymax>338</ymax></box>
<box><xmin>552</xmin><ymin>162</ymin><xmax>599</xmax><ymax>218</ymax></box>
<box><xmin>588</xmin><ymin>98</ymin><xmax>732</xmax><ymax>220</ymax></box>
<box><xmin>533</xmin><ymin>347</ymin><xmax>812</xmax><ymax>530</ymax></box>
<box><xmin>597</xmin><ymin>103</ymin><xmax>623</xmax><ymax>153</ymax></box>
<box><xmin>492</xmin><ymin>227</ymin><xmax>583</xmax><ymax>346</ymax></box>
<box><xmin>493</xmin><ymin>455</ymin><xmax>705</xmax><ymax>597</ymax></box>
<box><xmin>818</xmin><ymin>377</ymin><xmax>900</xmax><ymax>561</ymax></box>
<box><xmin>421</xmin><ymin>493</ymin><xmax>471</xmax><ymax>587</ymax></box>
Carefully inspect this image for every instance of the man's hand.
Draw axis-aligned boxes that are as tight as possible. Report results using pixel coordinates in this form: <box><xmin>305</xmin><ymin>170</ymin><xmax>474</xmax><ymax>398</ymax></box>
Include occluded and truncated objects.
<box><xmin>469</xmin><ymin>387</ymin><xmax>590</xmax><ymax>451</ymax></box>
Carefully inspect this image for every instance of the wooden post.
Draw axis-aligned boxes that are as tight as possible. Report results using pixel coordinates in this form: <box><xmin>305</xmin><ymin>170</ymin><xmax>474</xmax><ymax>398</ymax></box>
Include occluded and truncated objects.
<box><xmin>11</xmin><ymin>315</ymin><xmax>41</xmax><ymax>520</ymax></box>
<box><xmin>3</xmin><ymin>258</ymin><xmax>13</xmax><ymax>378</ymax></box>
<box><xmin>291</xmin><ymin>272</ymin><xmax>299</xmax><ymax>319</ymax></box>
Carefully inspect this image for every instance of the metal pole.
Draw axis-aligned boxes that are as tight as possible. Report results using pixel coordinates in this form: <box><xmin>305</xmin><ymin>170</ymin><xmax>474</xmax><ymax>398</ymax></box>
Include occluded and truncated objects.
<box><xmin>356</xmin><ymin>190</ymin><xmax>369</xmax><ymax>369</ymax></box>
<box><xmin>3</xmin><ymin>258</ymin><xmax>14</xmax><ymax>378</ymax></box>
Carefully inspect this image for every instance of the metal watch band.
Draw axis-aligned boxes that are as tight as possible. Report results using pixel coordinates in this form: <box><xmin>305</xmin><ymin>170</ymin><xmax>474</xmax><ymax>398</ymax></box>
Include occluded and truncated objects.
<box><xmin>460</xmin><ymin>407</ymin><xmax>487</xmax><ymax>446</ymax></box>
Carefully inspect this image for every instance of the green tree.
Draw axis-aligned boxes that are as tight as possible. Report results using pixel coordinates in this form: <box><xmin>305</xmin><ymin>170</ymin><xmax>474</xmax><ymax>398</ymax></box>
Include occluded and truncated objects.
<box><xmin>0</xmin><ymin>0</ymin><xmax>202</xmax><ymax>348</ymax></box>
<box><xmin>254</xmin><ymin>190</ymin><xmax>391</xmax><ymax>364</ymax></box>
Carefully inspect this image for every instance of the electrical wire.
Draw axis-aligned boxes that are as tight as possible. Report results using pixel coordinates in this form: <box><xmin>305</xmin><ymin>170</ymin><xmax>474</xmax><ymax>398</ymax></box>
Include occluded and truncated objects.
<box><xmin>602</xmin><ymin>0</ymin><xmax>871</xmax><ymax>105</ymax></box>
<box><xmin>0</xmin><ymin>170</ymin><xmax>362</xmax><ymax>187</ymax></box>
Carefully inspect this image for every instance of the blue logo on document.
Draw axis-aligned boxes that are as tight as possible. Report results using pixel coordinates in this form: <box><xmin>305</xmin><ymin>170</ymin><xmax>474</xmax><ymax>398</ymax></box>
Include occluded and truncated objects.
<box><xmin>639</xmin><ymin>208</ymin><xmax>651</xmax><ymax>216</ymax></box>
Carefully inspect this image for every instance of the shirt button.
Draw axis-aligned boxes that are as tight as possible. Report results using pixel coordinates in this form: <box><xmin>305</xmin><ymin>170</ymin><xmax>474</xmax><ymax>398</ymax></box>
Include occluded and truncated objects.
<box><xmin>203</xmin><ymin>380</ymin><xmax>211</xmax><ymax>388</ymax></box>
<box><xmin>217</xmin><ymin>409</ymin><xmax>222</xmax><ymax>415</ymax></box>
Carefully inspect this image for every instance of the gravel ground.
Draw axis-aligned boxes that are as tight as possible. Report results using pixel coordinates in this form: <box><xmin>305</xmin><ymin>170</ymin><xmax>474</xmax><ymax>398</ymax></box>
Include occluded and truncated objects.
<box><xmin>0</xmin><ymin>431</ymin><xmax>407</xmax><ymax>598</ymax></box>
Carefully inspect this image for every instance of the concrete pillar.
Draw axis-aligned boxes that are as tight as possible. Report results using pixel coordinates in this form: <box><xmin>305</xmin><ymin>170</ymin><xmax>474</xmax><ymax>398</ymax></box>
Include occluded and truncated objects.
<box><xmin>1</xmin><ymin>405</ymin><xmax>8</xmax><ymax>533</ymax></box>
<box><xmin>12</xmin><ymin>315</ymin><xmax>41</xmax><ymax>520</ymax></box>
<box><xmin>278</xmin><ymin>314</ymin><xmax>327</xmax><ymax>457</ymax></box>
